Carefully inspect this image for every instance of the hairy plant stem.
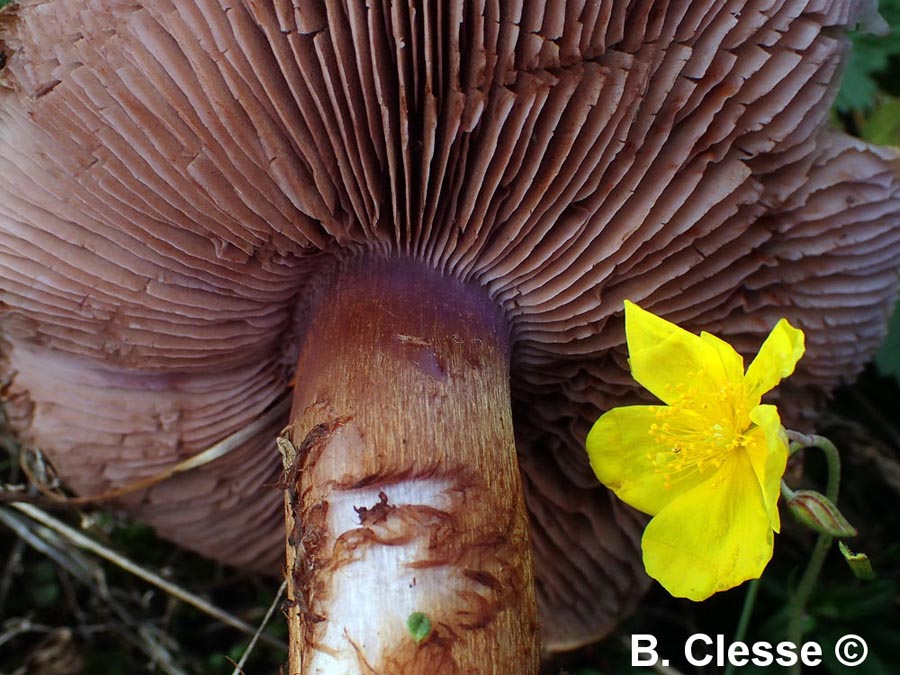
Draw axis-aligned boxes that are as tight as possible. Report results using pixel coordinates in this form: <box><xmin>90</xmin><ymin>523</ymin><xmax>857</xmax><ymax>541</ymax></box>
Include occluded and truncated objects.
<box><xmin>785</xmin><ymin>432</ymin><xmax>842</xmax><ymax>675</ymax></box>
<box><xmin>722</xmin><ymin>578</ymin><xmax>761</xmax><ymax>675</ymax></box>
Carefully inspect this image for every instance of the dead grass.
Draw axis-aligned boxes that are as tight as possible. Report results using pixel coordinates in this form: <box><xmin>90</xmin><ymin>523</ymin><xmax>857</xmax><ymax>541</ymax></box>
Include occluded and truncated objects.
<box><xmin>0</xmin><ymin>411</ymin><xmax>288</xmax><ymax>675</ymax></box>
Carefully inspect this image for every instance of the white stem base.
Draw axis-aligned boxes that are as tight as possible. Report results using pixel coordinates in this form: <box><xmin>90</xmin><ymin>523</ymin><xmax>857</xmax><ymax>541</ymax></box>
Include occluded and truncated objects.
<box><xmin>309</xmin><ymin>478</ymin><xmax>471</xmax><ymax>672</ymax></box>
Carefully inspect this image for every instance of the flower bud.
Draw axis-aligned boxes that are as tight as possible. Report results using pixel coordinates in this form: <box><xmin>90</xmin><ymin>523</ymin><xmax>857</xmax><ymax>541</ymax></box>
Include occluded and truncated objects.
<box><xmin>786</xmin><ymin>489</ymin><xmax>857</xmax><ymax>538</ymax></box>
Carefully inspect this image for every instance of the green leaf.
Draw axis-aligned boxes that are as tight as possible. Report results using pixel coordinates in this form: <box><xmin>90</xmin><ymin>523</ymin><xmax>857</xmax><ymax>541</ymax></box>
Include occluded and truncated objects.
<box><xmin>836</xmin><ymin>0</ymin><xmax>900</xmax><ymax>111</ymax></box>
<box><xmin>862</xmin><ymin>96</ymin><xmax>900</xmax><ymax>144</ymax></box>
<box><xmin>875</xmin><ymin>300</ymin><xmax>900</xmax><ymax>383</ymax></box>
<box><xmin>810</xmin><ymin>580</ymin><xmax>897</xmax><ymax>620</ymax></box>
<box><xmin>837</xmin><ymin>39</ymin><xmax>892</xmax><ymax>112</ymax></box>
<box><xmin>839</xmin><ymin>542</ymin><xmax>877</xmax><ymax>580</ymax></box>
<box><xmin>29</xmin><ymin>560</ymin><xmax>60</xmax><ymax>607</ymax></box>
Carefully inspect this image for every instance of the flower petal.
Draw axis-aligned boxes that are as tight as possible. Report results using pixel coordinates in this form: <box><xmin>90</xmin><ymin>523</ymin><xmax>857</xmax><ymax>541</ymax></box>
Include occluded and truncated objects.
<box><xmin>744</xmin><ymin>319</ymin><xmax>805</xmax><ymax>406</ymax></box>
<box><xmin>586</xmin><ymin>405</ymin><xmax>708</xmax><ymax>516</ymax></box>
<box><xmin>624</xmin><ymin>301</ymin><xmax>734</xmax><ymax>405</ymax></box>
<box><xmin>700</xmin><ymin>331</ymin><xmax>745</xmax><ymax>385</ymax></box>
<box><xmin>746</xmin><ymin>404</ymin><xmax>789</xmax><ymax>532</ymax></box>
<box><xmin>641</xmin><ymin>450</ymin><xmax>774</xmax><ymax>601</ymax></box>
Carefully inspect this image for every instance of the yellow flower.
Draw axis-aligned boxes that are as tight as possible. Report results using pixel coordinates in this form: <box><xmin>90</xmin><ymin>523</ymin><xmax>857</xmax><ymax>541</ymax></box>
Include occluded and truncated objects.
<box><xmin>586</xmin><ymin>301</ymin><xmax>805</xmax><ymax>601</ymax></box>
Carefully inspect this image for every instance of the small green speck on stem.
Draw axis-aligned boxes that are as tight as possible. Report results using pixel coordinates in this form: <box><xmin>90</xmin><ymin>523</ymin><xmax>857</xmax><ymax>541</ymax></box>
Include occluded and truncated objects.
<box><xmin>406</xmin><ymin>611</ymin><xmax>432</xmax><ymax>644</ymax></box>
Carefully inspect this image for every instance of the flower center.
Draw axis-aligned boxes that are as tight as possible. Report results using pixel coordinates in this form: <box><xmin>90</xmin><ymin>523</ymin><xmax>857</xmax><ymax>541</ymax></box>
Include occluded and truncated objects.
<box><xmin>646</xmin><ymin>376</ymin><xmax>750</xmax><ymax>489</ymax></box>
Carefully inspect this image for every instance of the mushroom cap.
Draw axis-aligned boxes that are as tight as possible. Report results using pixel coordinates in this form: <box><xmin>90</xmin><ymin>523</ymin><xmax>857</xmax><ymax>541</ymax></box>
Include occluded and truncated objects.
<box><xmin>2</xmin><ymin>0</ymin><xmax>899</xmax><ymax>649</ymax></box>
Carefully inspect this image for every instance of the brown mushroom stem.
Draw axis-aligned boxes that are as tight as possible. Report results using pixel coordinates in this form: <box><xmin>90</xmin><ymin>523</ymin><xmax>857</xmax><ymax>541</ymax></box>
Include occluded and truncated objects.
<box><xmin>281</xmin><ymin>258</ymin><xmax>539</xmax><ymax>674</ymax></box>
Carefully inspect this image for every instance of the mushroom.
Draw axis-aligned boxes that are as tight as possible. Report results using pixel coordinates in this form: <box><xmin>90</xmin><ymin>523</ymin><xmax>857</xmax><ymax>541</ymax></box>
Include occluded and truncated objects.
<box><xmin>1</xmin><ymin>0</ymin><xmax>898</xmax><ymax>672</ymax></box>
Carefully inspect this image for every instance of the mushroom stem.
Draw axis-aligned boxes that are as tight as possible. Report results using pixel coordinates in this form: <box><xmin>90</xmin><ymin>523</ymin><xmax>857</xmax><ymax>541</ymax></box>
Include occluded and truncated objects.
<box><xmin>281</xmin><ymin>258</ymin><xmax>539</xmax><ymax>674</ymax></box>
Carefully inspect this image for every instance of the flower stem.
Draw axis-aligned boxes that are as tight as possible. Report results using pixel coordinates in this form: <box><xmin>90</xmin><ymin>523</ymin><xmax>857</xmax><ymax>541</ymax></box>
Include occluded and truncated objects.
<box><xmin>786</xmin><ymin>533</ymin><xmax>832</xmax><ymax>673</ymax></box>
<box><xmin>723</xmin><ymin>578</ymin><xmax>760</xmax><ymax>675</ymax></box>
<box><xmin>784</xmin><ymin>432</ymin><xmax>843</xmax><ymax>674</ymax></box>
<box><xmin>781</xmin><ymin>481</ymin><xmax>796</xmax><ymax>501</ymax></box>
<box><xmin>785</xmin><ymin>432</ymin><xmax>841</xmax><ymax>503</ymax></box>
